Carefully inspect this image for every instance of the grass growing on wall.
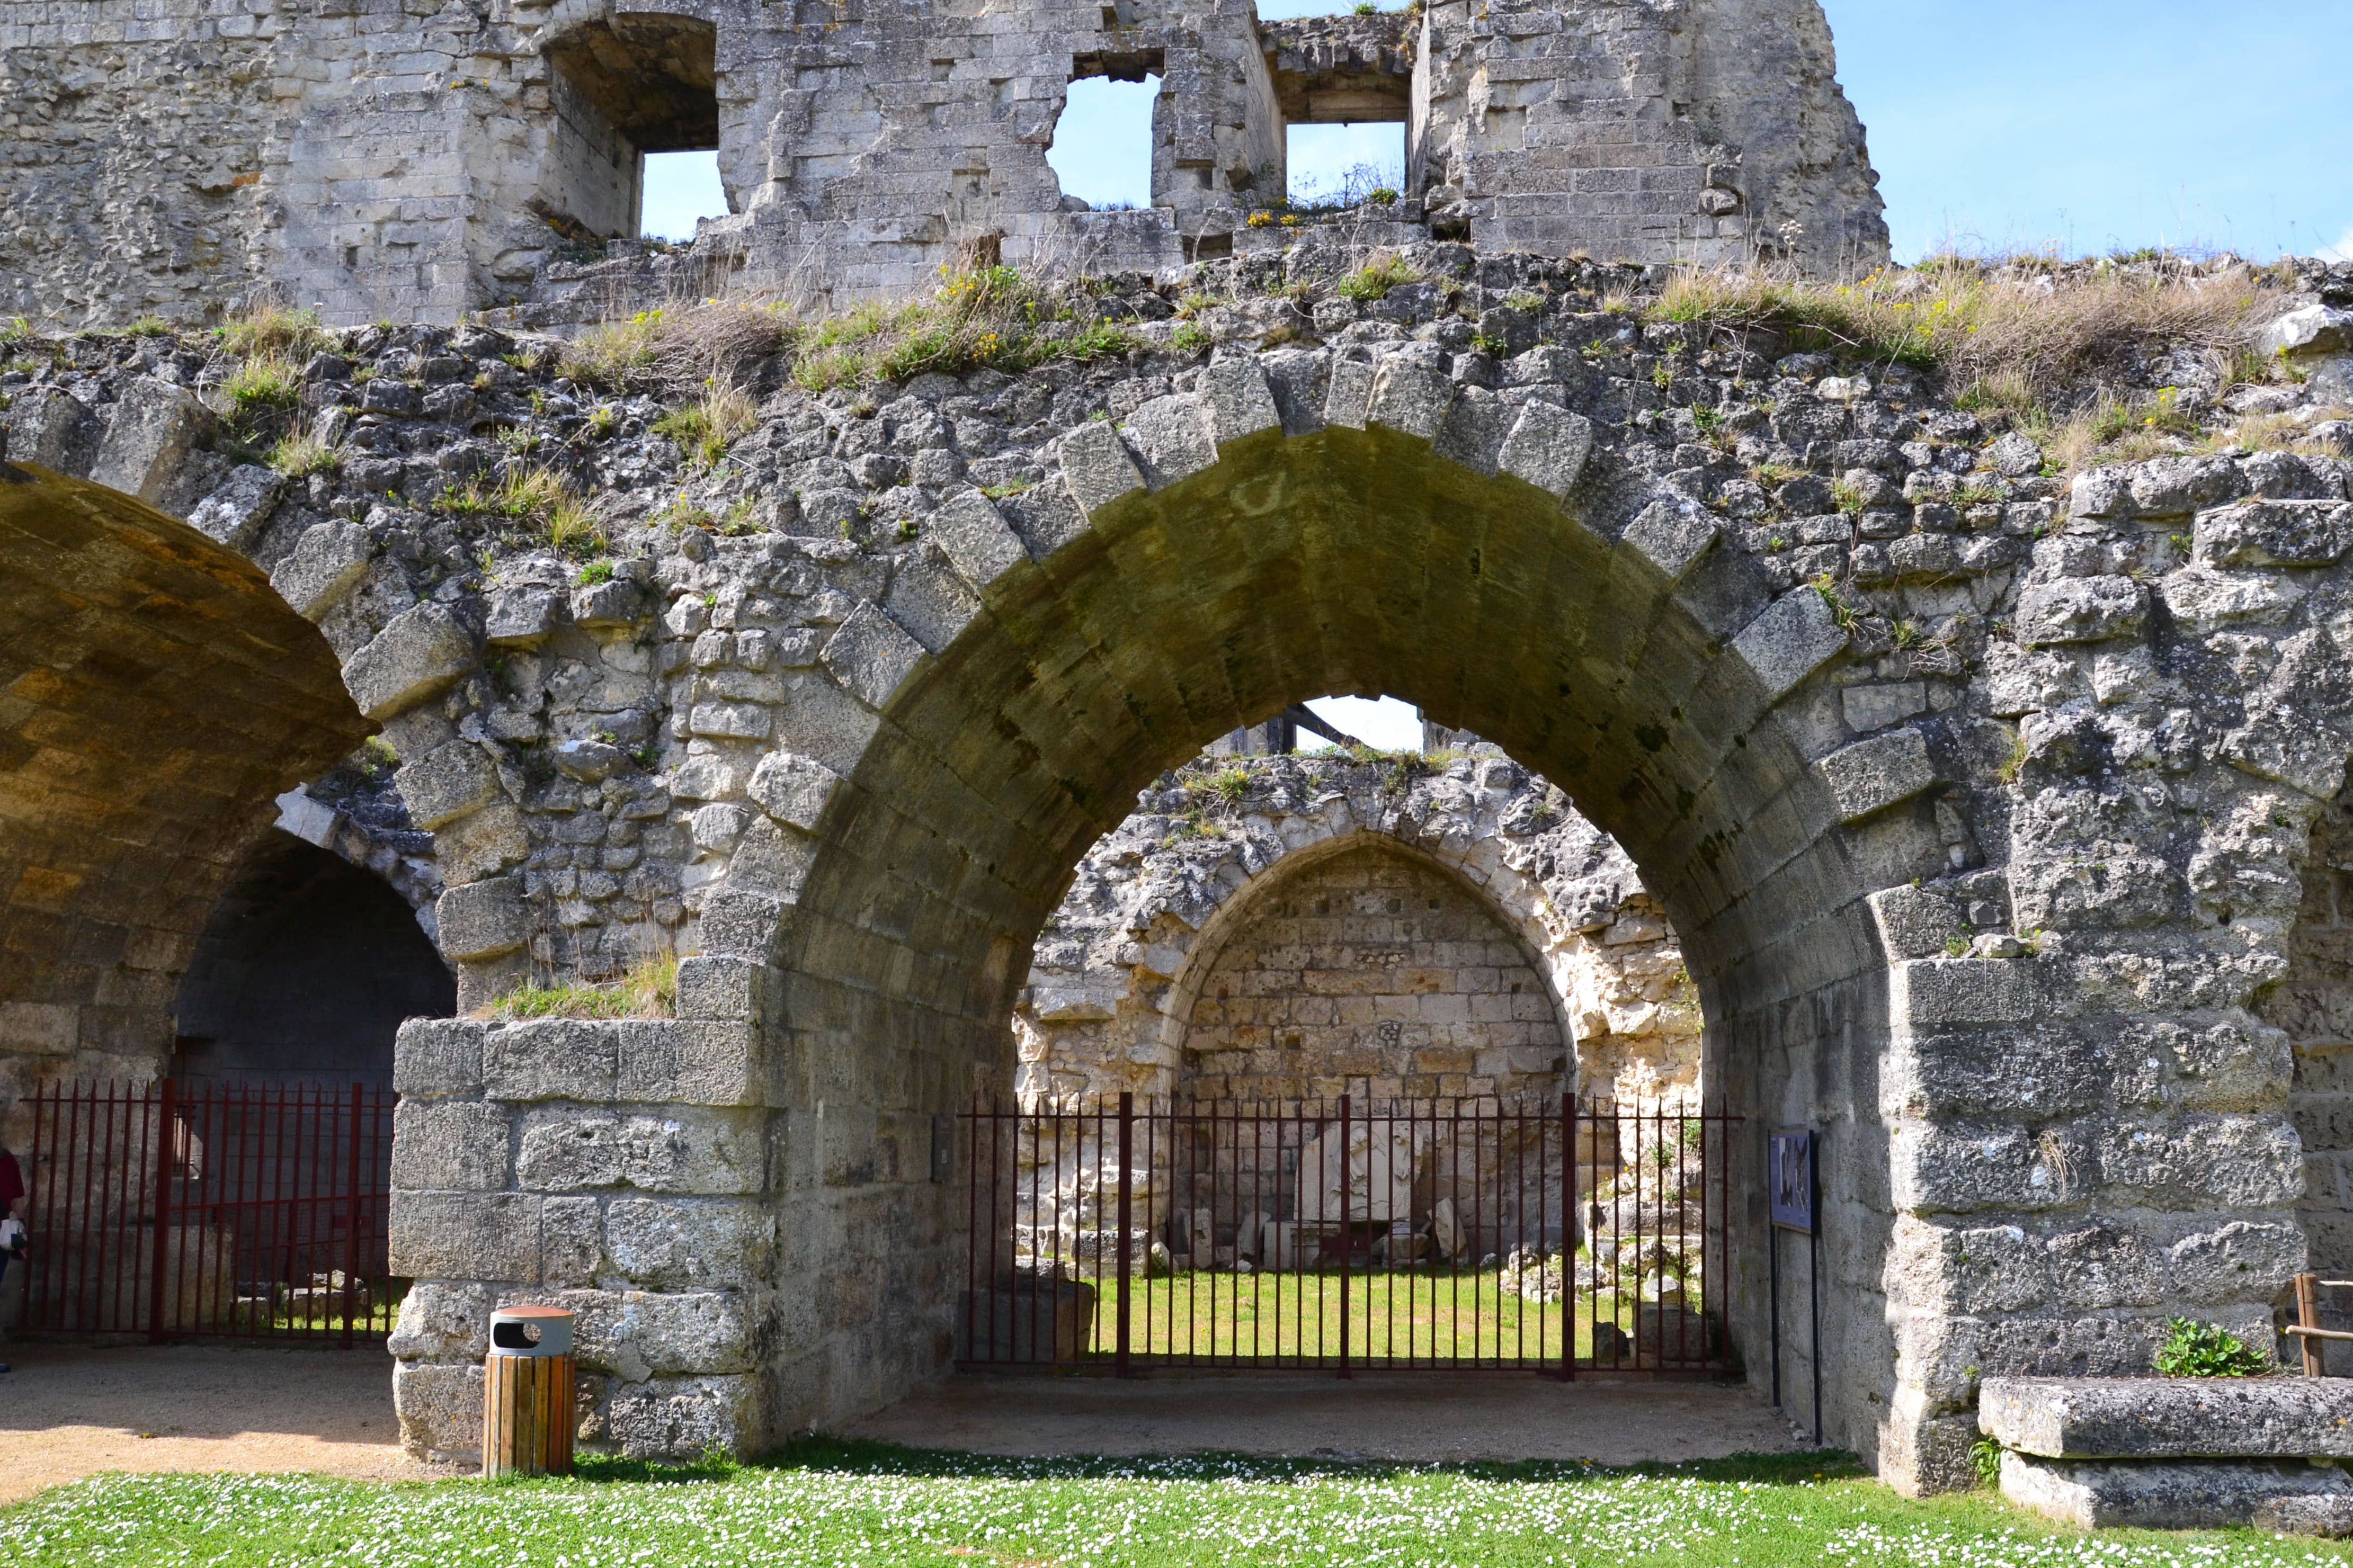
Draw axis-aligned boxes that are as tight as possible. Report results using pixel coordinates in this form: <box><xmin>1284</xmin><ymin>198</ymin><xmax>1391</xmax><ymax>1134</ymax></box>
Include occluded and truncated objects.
<box><xmin>558</xmin><ymin>266</ymin><xmax>1147</xmax><ymax>402</ymax></box>
<box><xmin>487</xmin><ymin>952</ymin><xmax>678</xmax><ymax>1023</ymax></box>
<box><xmin>6</xmin><ymin>1439</ymin><xmax>2346</xmax><ymax>1567</ymax></box>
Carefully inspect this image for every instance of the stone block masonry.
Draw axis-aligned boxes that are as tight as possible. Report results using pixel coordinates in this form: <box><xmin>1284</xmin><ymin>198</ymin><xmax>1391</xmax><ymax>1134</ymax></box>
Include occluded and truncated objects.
<box><xmin>4</xmin><ymin>245</ymin><xmax>2352</xmax><ymax>1489</ymax></box>
<box><xmin>1</xmin><ymin>0</ymin><xmax>1886</xmax><ymax>329</ymax></box>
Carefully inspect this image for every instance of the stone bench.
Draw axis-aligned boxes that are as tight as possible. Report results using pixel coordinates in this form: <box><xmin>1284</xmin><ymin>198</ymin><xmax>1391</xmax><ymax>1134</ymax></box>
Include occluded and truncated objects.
<box><xmin>1981</xmin><ymin>1377</ymin><xmax>2353</xmax><ymax>1536</ymax></box>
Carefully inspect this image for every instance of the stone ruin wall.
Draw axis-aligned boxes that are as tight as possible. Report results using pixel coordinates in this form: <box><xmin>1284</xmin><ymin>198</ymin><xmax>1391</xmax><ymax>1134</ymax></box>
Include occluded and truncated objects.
<box><xmin>1013</xmin><ymin>748</ymin><xmax>1702</xmax><ymax>1111</ymax></box>
<box><xmin>1</xmin><ymin>243</ymin><xmax>2351</xmax><ymax>1489</ymax></box>
<box><xmin>1</xmin><ymin>0</ymin><xmax>1886</xmax><ymax>331</ymax></box>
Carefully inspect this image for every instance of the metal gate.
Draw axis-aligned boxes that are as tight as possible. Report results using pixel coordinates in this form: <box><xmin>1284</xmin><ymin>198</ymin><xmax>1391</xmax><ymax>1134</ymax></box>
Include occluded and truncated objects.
<box><xmin>961</xmin><ymin>1095</ymin><xmax>1739</xmax><ymax>1375</ymax></box>
<box><xmin>18</xmin><ymin>1079</ymin><xmax>397</xmax><ymax>1343</ymax></box>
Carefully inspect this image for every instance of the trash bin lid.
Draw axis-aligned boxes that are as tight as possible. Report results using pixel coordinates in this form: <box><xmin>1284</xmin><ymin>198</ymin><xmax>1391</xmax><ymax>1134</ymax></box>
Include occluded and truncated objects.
<box><xmin>488</xmin><ymin>1303</ymin><xmax>574</xmax><ymax>1357</ymax></box>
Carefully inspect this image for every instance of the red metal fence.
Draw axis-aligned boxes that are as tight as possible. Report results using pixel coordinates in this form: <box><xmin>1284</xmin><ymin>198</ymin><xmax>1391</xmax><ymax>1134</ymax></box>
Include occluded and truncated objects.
<box><xmin>19</xmin><ymin>1079</ymin><xmax>397</xmax><ymax>1343</ymax></box>
<box><xmin>962</xmin><ymin>1094</ymin><xmax>1739</xmax><ymax>1376</ymax></box>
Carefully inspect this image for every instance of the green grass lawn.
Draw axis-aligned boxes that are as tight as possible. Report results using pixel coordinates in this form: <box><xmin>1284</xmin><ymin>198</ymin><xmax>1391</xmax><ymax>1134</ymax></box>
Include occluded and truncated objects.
<box><xmin>1104</xmin><ymin>1268</ymin><xmax>1675</xmax><ymax>1364</ymax></box>
<box><xmin>1113</xmin><ymin>1267</ymin><xmax>1567</xmax><ymax>1361</ymax></box>
<box><xmin>5</xmin><ymin>1440</ymin><xmax>2349</xmax><ymax>1567</ymax></box>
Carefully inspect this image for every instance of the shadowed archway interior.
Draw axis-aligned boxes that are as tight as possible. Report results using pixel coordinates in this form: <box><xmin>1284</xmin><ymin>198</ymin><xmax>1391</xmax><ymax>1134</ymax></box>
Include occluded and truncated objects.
<box><xmin>172</xmin><ymin>831</ymin><xmax>456</xmax><ymax>1090</ymax></box>
<box><xmin>766</xmin><ymin>418</ymin><xmax>1900</xmax><ymax>1450</ymax></box>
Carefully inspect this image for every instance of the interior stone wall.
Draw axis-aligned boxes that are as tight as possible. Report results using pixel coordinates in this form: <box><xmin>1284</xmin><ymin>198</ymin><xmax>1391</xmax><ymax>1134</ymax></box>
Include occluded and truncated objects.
<box><xmin>1181</xmin><ymin>838</ymin><xmax>1567</xmax><ymax>1103</ymax></box>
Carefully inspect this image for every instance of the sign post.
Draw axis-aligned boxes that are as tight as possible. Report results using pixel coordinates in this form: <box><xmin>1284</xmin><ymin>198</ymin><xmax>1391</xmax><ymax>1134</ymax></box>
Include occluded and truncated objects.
<box><xmin>1768</xmin><ymin>1127</ymin><xmax>1821</xmax><ymax>1445</ymax></box>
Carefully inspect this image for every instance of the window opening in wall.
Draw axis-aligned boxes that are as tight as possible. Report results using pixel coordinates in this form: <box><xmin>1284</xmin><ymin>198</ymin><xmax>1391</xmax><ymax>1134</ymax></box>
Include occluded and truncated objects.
<box><xmin>1048</xmin><ymin>62</ymin><xmax>1163</xmax><ymax>211</ymax></box>
<box><xmin>641</xmin><ymin>150</ymin><xmax>728</xmax><ymax>241</ymax></box>
<box><xmin>1286</xmin><ymin>123</ymin><xmax>1405</xmax><ymax>210</ymax></box>
<box><xmin>542</xmin><ymin>16</ymin><xmax>721</xmax><ymax>243</ymax></box>
<box><xmin>1298</xmin><ymin>694</ymin><xmax>1423</xmax><ymax>752</ymax></box>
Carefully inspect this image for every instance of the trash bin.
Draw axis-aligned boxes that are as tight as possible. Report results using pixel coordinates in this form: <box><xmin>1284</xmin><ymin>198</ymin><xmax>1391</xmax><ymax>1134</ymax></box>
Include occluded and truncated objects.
<box><xmin>483</xmin><ymin>1304</ymin><xmax>575</xmax><ymax>1478</ymax></box>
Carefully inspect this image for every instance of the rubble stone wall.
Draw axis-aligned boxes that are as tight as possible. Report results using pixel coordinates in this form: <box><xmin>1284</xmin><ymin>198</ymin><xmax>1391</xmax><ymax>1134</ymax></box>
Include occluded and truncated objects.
<box><xmin>1</xmin><ymin>0</ymin><xmax>1885</xmax><ymax>330</ymax></box>
<box><xmin>4</xmin><ymin>244</ymin><xmax>2351</xmax><ymax>1491</ymax></box>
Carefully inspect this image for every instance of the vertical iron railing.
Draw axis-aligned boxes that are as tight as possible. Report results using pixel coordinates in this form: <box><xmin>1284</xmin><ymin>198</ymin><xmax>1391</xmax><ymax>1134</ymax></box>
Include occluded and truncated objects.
<box><xmin>959</xmin><ymin>1094</ymin><xmax>1739</xmax><ymax>1374</ymax></box>
<box><xmin>20</xmin><ymin>1079</ymin><xmax>398</xmax><ymax>1341</ymax></box>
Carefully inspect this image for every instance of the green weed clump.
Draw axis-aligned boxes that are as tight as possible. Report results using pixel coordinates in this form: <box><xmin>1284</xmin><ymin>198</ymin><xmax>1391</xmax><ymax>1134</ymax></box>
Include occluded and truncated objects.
<box><xmin>1336</xmin><ymin>254</ymin><xmax>1419</xmax><ymax>301</ymax></box>
<box><xmin>268</xmin><ymin>426</ymin><xmax>341</xmax><ymax>478</ymax></box>
<box><xmin>488</xmin><ymin>952</ymin><xmax>677</xmax><ymax>1023</ymax></box>
<box><xmin>436</xmin><ymin>465</ymin><xmax>606</xmax><ymax>558</ymax></box>
<box><xmin>218</xmin><ymin>303</ymin><xmax>333</xmax><ymax>361</ymax></box>
<box><xmin>2153</xmin><ymin>1316</ymin><xmax>2272</xmax><ymax>1378</ymax></box>
<box><xmin>786</xmin><ymin>265</ymin><xmax>1140</xmax><ymax>392</ymax></box>
<box><xmin>652</xmin><ymin>381</ymin><xmax>759</xmax><ymax>468</ymax></box>
<box><xmin>222</xmin><ymin>352</ymin><xmax>301</xmax><ymax>412</ymax></box>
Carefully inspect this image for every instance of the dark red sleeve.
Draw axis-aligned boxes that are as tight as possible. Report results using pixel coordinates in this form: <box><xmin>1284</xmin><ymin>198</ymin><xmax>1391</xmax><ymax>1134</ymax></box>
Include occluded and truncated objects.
<box><xmin>0</xmin><ymin>1152</ymin><xmax>23</xmax><ymax>1212</ymax></box>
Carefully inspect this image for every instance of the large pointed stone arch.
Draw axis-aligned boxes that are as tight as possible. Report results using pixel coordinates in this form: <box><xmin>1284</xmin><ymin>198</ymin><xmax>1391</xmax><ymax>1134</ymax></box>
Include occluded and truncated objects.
<box><xmin>0</xmin><ymin>460</ymin><xmax>373</xmax><ymax>1099</ymax></box>
<box><xmin>743</xmin><ymin>360</ymin><xmax>1912</xmax><ymax>1464</ymax></box>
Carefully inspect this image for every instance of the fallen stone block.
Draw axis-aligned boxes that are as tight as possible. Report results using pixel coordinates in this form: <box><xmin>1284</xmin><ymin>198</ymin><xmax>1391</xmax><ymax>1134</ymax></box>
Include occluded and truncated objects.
<box><xmin>2000</xmin><ymin>1451</ymin><xmax>2353</xmax><ymax>1535</ymax></box>
<box><xmin>1981</xmin><ymin>1375</ymin><xmax>2353</xmax><ymax>1459</ymax></box>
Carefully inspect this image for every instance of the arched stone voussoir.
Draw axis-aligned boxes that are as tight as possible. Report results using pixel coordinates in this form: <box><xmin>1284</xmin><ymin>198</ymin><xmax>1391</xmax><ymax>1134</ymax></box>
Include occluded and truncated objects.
<box><xmin>0</xmin><ymin>460</ymin><xmax>373</xmax><ymax>1084</ymax></box>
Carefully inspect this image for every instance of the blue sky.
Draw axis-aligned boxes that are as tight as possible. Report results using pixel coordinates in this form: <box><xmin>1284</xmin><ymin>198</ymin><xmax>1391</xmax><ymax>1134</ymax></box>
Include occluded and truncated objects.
<box><xmin>638</xmin><ymin>2</ymin><xmax>2351</xmax><ymax>749</ymax></box>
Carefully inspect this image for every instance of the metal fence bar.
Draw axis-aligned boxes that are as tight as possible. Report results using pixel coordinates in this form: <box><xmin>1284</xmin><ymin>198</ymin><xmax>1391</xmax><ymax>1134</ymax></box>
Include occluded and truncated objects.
<box><xmin>956</xmin><ymin>1095</ymin><xmax>1741</xmax><ymax>1375</ymax></box>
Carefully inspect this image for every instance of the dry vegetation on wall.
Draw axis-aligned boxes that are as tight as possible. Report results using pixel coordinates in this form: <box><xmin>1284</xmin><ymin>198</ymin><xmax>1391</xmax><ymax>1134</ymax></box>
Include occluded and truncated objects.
<box><xmin>1649</xmin><ymin>253</ymin><xmax>2330</xmax><ymax>473</ymax></box>
<box><xmin>554</xmin><ymin>265</ymin><xmax>1151</xmax><ymax>400</ymax></box>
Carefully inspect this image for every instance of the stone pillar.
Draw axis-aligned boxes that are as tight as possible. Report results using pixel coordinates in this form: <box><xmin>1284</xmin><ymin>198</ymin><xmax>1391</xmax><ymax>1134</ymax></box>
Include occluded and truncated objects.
<box><xmin>387</xmin><ymin>980</ymin><xmax>773</xmax><ymax>1463</ymax></box>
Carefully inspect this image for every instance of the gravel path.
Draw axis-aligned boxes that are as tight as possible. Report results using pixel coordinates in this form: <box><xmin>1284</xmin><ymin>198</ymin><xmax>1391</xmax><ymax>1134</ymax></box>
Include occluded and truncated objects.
<box><xmin>0</xmin><ymin>1342</ymin><xmax>460</xmax><ymax>1505</ymax></box>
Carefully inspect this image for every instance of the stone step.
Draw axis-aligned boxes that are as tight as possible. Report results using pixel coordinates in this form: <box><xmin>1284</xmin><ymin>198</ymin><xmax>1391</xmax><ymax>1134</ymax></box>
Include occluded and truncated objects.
<box><xmin>2000</xmin><ymin>1453</ymin><xmax>2353</xmax><ymax>1536</ymax></box>
<box><xmin>1982</xmin><ymin>1375</ymin><xmax>2353</xmax><ymax>1459</ymax></box>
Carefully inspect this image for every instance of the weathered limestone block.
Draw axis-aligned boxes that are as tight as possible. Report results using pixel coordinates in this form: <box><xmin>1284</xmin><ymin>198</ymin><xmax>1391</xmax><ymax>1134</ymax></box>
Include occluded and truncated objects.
<box><xmin>484</xmin><ymin>1019</ymin><xmax>620</xmax><ymax>1103</ymax></box>
<box><xmin>89</xmin><ymin>377</ymin><xmax>214</xmax><ymax>504</ymax></box>
<box><xmin>1731</xmin><ymin>587</ymin><xmax>1848</xmax><ymax>700</ymax></box>
<box><xmin>269</xmin><ymin>521</ymin><xmax>373</xmax><ymax>621</ymax></box>
<box><xmin>818</xmin><ymin>602</ymin><xmax>923</xmax><ymax>709</ymax></box>
<box><xmin>531</xmin><ymin>1287</ymin><xmax>759</xmax><ymax>1379</ymax></box>
<box><xmin>616</xmin><ymin>1020</ymin><xmax>760</xmax><ymax>1106</ymax></box>
<box><xmin>1198</xmin><ymin>358</ymin><xmax>1280</xmax><ymax>447</ymax></box>
<box><xmin>395</xmin><ymin>1021</ymin><xmax>486</xmax><ymax>1100</ymax></box>
<box><xmin>485</xmin><ymin>587</ymin><xmax>563</xmax><ymax>647</ymax></box>
<box><xmin>746</xmin><ymin>751</ymin><xmax>840</xmax><ymax>831</ymax></box>
<box><xmin>606</xmin><ymin>1374</ymin><xmax>762</xmax><ymax>1462</ymax></box>
<box><xmin>342</xmin><ymin>603</ymin><xmax>476</xmax><ymax>720</ymax></box>
<box><xmin>2016</xmin><ymin>574</ymin><xmax>2144</xmax><ymax>646</ymax></box>
<box><xmin>1820</xmin><ymin>728</ymin><xmax>1938</xmax><ymax>823</ymax></box>
<box><xmin>1056</xmin><ymin>420</ymin><xmax>1145</xmax><ymax>517</ymax></box>
<box><xmin>603</xmin><ymin>1197</ymin><xmax>772</xmax><ymax>1290</ymax></box>
<box><xmin>387</xmin><ymin>1280</ymin><xmax>493</xmax><ymax>1361</ymax></box>
<box><xmin>436</xmin><ymin>875</ymin><xmax>527</xmax><ymax>961</ymax></box>
<box><xmin>1982</xmin><ymin>1376</ymin><xmax>2353</xmax><ymax>1458</ymax></box>
<box><xmin>929</xmin><ymin>489</ymin><xmax>1027</xmax><ymax>591</ymax></box>
<box><xmin>1121</xmin><ymin>393</ymin><xmax>1217</xmax><ymax>489</ymax></box>
<box><xmin>1622</xmin><ymin>499</ymin><xmax>1721</xmax><ymax>583</ymax></box>
<box><xmin>2001</xmin><ymin>1452</ymin><xmax>2353</xmax><ymax>1535</ymax></box>
<box><xmin>514</xmin><ymin>1107</ymin><xmax>763</xmax><ymax>1195</ymax></box>
<box><xmin>388</xmin><ymin>1191</ymin><xmax>540</xmax><ymax>1282</ymax></box>
<box><xmin>398</xmin><ymin>741</ymin><xmax>503</xmax><ymax>830</ymax></box>
<box><xmin>185</xmin><ymin>464</ymin><xmax>284</xmax><ymax>551</ymax></box>
<box><xmin>2196</xmin><ymin>499</ymin><xmax>2353</xmax><ymax>568</ymax></box>
<box><xmin>391</xmin><ymin>1359</ymin><xmax>484</xmax><ymax>1461</ymax></box>
<box><xmin>1496</xmin><ymin>400</ymin><xmax>1594</xmax><ymax>498</ymax></box>
<box><xmin>391</xmin><ymin>1100</ymin><xmax>511</xmax><ymax>1192</ymax></box>
<box><xmin>1366</xmin><ymin>358</ymin><xmax>1455</xmax><ymax>440</ymax></box>
<box><xmin>1</xmin><ymin>387</ymin><xmax>100</xmax><ymax>475</ymax></box>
